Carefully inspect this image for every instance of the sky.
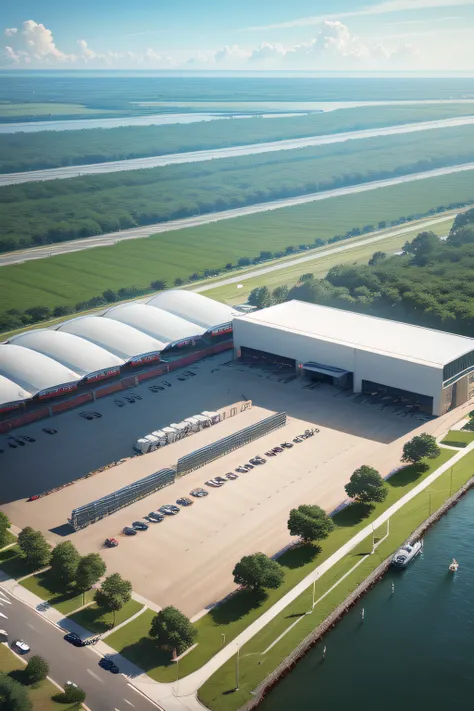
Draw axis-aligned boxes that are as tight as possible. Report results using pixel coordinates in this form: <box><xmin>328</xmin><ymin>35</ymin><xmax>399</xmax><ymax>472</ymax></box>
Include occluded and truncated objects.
<box><xmin>2</xmin><ymin>0</ymin><xmax>474</xmax><ymax>71</ymax></box>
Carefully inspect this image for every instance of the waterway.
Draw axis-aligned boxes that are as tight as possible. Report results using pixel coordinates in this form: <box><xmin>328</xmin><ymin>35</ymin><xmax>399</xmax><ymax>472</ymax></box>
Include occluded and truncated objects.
<box><xmin>260</xmin><ymin>489</ymin><xmax>474</xmax><ymax>711</ymax></box>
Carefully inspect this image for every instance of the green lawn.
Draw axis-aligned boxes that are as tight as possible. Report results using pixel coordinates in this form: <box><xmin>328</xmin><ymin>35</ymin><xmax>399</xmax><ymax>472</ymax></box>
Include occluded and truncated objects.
<box><xmin>441</xmin><ymin>429</ymin><xmax>474</xmax><ymax>448</ymax></box>
<box><xmin>199</xmin><ymin>450</ymin><xmax>473</xmax><ymax>711</ymax></box>
<box><xmin>1</xmin><ymin>171</ymin><xmax>472</xmax><ymax>322</ymax></box>
<box><xmin>0</xmin><ymin>645</ymin><xmax>78</xmax><ymax>711</ymax></box>
<box><xmin>0</xmin><ymin>545</ymin><xmax>36</xmax><ymax>580</ymax></box>
<box><xmin>68</xmin><ymin>599</ymin><xmax>144</xmax><ymax>634</ymax></box>
<box><xmin>0</xmin><ymin>530</ymin><xmax>17</xmax><ymax>549</ymax></box>
<box><xmin>107</xmin><ymin>449</ymin><xmax>453</xmax><ymax>682</ymax></box>
<box><xmin>20</xmin><ymin>570</ymin><xmax>95</xmax><ymax>615</ymax></box>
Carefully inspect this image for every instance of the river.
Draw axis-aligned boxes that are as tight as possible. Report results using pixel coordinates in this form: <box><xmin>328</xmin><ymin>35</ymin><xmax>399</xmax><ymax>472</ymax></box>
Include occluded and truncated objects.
<box><xmin>260</xmin><ymin>489</ymin><xmax>474</xmax><ymax>711</ymax></box>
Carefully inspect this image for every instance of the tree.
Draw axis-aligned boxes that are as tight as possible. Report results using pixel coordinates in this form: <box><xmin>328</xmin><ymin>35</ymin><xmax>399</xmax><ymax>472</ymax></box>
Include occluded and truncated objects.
<box><xmin>62</xmin><ymin>685</ymin><xmax>86</xmax><ymax>704</ymax></box>
<box><xmin>94</xmin><ymin>573</ymin><xmax>132</xmax><ymax>627</ymax></box>
<box><xmin>25</xmin><ymin>656</ymin><xmax>49</xmax><ymax>685</ymax></box>
<box><xmin>402</xmin><ymin>433</ymin><xmax>441</xmax><ymax>465</ymax></box>
<box><xmin>288</xmin><ymin>505</ymin><xmax>335</xmax><ymax>542</ymax></box>
<box><xmin>237</xmin><ymin>257</ymin><xmax>250</xmax><ymax>267</ymax></box>
<box><xmin>232</xmin><ymin>553</ymin><xmax>284</xmax><ymax>591</ymax></box>
<box><xmin>150</xmin><ymin>280</ymin><xmax>167</xmax><ymax>291</ymax></box>
<box><xmin>272</xmin><ymin>285</ymin><xmax>289</xmax><ymax>304</ymax></box>
<box><xmin>75</xmin><ymin>553</ymin><xmax>106</xmax><ymax>593</ymax></box>
<box><xmin>0</xmin><ymin>674</ymin><xmax>32</xmax><ymax>711</ymax></box>
<box><xmin>149</xmin><ymin>606</ymin><xmax>197</xmax><ymax>656</ymax></box>
<box><xmin>248</xmin><ymin>286</ymin><xmax>271</xmax><ymax>308</ymax></box>
<box><xmin>50</xmin><ymin>541</ymin><xmax>80</xmax><ymax>588</ymax></box>
<box><xmin>102</xmin><ymin>289</ymin><xmax>117</xmax><ymax>303</ymax></box>
<box><xmin>17</xmin><ymin>528</ymin><xmax>50</xmax><ymax>570</ymax></box>
<box><xmin>299</xmin><ymin>273</ymin><xmax>314</xmax><ymax>282</ymax></box>
<box><xmin>368</xmin><ymin>251</ymin><xmax>387</xmax><ymax>266</ymax></box>
<box><xmin>345</xmin><ymin>465</ymin><xmax>388</xmax><ymax>504</ymax></box>
<box><xmin>0</xmin><ymin>511</ymin><xmax>11</xmax><ymax>549</ymax></box>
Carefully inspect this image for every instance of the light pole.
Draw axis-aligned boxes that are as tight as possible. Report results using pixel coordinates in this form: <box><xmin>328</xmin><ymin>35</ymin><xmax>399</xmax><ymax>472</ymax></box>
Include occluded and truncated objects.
<box><xmin>221</xmin><ymin>633</ymin><xmax>226</xmax><ymax>647</ymax></box>
<box><xmin>235</xmin><ymin>647</ymin><xmax>240</xmax><ymax>691</ymax></box>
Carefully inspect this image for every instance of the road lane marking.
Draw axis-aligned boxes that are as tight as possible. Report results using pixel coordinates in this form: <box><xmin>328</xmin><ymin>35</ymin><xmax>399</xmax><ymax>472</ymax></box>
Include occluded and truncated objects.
<box><xmin>124</xmin><ymin>701</ymin><xmax>135</xmax><ymax>707</ymax></box>
<box><xmin>0</xmin><ymin>612</ymin><xmax>8</xmax><ymax>619</ymax></box>
<box><xmin>25</xmin><ymin>622</ymin><xmax>36</xmax><ymax>630</ymax></box>
<box><xmin>86</xmin><ymin>669</ymin><xmax>104</xmax><ymax>682</ymax></box>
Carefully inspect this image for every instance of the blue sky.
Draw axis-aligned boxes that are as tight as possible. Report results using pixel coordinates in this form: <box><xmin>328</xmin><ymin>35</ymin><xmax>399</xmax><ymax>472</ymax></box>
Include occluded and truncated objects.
<box><xmin>2</xmin><ymin>0</ymin><xmax>474</xmax><ymax>70</ymax></box>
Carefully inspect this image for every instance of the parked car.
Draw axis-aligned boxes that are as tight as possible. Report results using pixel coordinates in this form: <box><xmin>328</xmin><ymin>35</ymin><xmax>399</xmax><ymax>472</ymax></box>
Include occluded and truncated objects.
<box><xmin>242</xmin><ymin>464</ymin><xmax>254</xmax><ymax>471</ymax></box>
<box><xmin>132</xmin><ymin>521</ymin><xmax>149</xmax><ymax>531</ymax></box>
<box><xmin>159</xmin><ymin>505</ymin><xmax>179</xmax><ymax>515</ymax></box>
<box><xmin>176</xmin><ymin>497</ymin><xmax>193</xmax><ymax>506</ymax></box>
<box><xmin>42</xmin><ymin>428</ymin><xmax>57</xmax><ymax>434</ymax></box>
<box><xmin>147</xmin><ymin>512</ymin><xmax>164</xmax><ymax>522</ymax></box>
<box><xmin>104</xmin><ymin>538</ymin><xmax>119</xmax><ymax>548</ymax></box>
<box><xmin>190</xmin><ymin>488</ymin><xmax>208</xmax><ymax>497</ymax></box>
<box><xmin>123</xmin><ymin>527</ymin><xmax>137</xmax><ymax>536</ymax></box>
<box><xmin>226</xmin><ymin>472</ymin><xmax>238</xmax><ymax>480</ymax></box>
<box><xmin>281</xmin><ymin>442</ymin><xmax>294</xmax><ymax>449</ymax></box>
<box><xmin>64</xmin><ymin>632</ymin><xmax>85</xmax><ymax>647</ymax></box>
<box><xmin>214</xmin><ymin>476</ymin><xmax>227</xmax><ymax>485</ymax></box>
<box><xmin>13</xmin><ymin>640</ymin><xmax>30</xmax><ymax>654</ymax></box>
<box><xmin>235</xmin><ymin>467</ymin><xmax>247</xmax><ymax>474</ymax></box>
<box><xmin>205</xmin><ymin>479</ymin><xmax>223</xmax><ymax>488</ymax></box>
<box><xmin>99</xmin><ymin>657</ymin><xmax>120</xmax><ymax>674</ymax></box>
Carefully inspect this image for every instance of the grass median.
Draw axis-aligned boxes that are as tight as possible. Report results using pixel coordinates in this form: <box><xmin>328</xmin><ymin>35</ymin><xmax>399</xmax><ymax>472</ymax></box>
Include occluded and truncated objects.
<box><xmin>199</xmin><ymin>448</ymin><xmax>473</xmax><ymax>711</ymax></box>
<box><xmin>19</xmin><ymin>569</ymin><xmax>95</xmax><ymax>615</ymax></box>
<box><xmin>107</xmin><ymin>449</ymin><xmax>453</xmax><ymax>682</ymax></box>
<box><xmin>440</xmin><ymin>430</ymin><xmax>474</xmax><ymax>448</ymax></box>
<box><xmin>68</xmin><ymin>599</ymin><xmax>144</xmax><ymax>634</ymax></box>
<box><xmin>0</xmin><ymin>545</ymin><xmax>35</xmax><ymax>580</ymax></box>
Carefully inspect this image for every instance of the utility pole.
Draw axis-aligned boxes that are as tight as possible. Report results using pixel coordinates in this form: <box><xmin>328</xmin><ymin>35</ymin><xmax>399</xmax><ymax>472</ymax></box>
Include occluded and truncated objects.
<box><xmin>235</xmin><ymin>648</ymin><xmax>240</xmax><ymax>691</ymax></box>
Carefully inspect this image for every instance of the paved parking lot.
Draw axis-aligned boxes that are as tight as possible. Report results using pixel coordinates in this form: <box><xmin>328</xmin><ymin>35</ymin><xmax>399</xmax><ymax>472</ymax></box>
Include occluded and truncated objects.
<box><xmin>0</xmin><ymin>354</ymin><xmax>464</xmax><ymax>616</ymax></box>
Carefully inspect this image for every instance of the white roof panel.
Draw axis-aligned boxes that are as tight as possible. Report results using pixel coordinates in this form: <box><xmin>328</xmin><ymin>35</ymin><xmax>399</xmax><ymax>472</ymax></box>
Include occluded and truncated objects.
<box><xmin>0</xmin><ymin>344</ymin><xmax>80</xmax><ymax>395</ymax></box>
<box><xmin>234</xmin><ymin>301</ymin><xmax>474</xmax><ymax>368</ymax></box>
<box><xmin>147</xmin><ymin>290</ymin><xmax>237</xmax><ymax>330</ymax></box>
<box><xmin>103</xmin><ymin>303</ymin><xmax>206</xmax><ymax>345</ymax></box>
<box><xmin>0</xmin><ymin>374</ymin><xmax>31</xmax><ymax>407</ymax></box>
<box><xmin>9</xmin><ymin>329</ymin><xmax>124</xmax><ymax>377</ymax></box>
<box><xmin>57</xmin><ymin>316</ymin><xmax>165</xmax><ymax>360</ymax></box>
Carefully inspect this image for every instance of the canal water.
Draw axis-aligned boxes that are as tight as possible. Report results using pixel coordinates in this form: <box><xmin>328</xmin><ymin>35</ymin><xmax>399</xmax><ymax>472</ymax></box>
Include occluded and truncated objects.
<box><xmin>260</xmin><ymin>490</ymin><xmax>474</xmax><ymax>711</ymax></box>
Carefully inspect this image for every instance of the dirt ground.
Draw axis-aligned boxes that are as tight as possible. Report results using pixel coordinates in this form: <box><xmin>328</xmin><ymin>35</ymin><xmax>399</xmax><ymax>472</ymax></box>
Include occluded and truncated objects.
<box><xmin>0</xmin><ymin>352</ymin><xmax>467</xmax><ymax>616</ymax></box>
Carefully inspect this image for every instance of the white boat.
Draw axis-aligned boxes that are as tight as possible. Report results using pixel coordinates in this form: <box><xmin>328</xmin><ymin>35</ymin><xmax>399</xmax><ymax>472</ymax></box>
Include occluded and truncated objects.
<box><xmin>391</xmin><ymin>540</ymin><xmax>422</xmax><ymax>568</ymax></box>
<box><xmin>449</xmin><ymin>558</ymin><xmax>459</xmax><ymax>572</ymax></box>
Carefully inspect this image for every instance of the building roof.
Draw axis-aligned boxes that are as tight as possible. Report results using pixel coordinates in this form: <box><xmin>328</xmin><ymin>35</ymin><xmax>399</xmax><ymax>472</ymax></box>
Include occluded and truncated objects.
<box><xmin>0</xmin><ymin>344</ymin><xmax>80</xmax><ymax>396</ymax></box>
<box><xmin>103</xmin><ymin>303</ymin><xmax>206</xmax><ymax>346</ymax></box>
<box><xmin>147</xmin><ymin>290</ymin><xmax>237</xmax><ymax>330</ymax></box>
<box><xmin>9</xmin><ymin>330</ymin><xmax>124</xmax><ymax>377</ymax></box>
<box><xmin>234</xmin><ymin>301</ymin><xmax>474</xmax><ymax>368</ymax></box>
<box><xmin>0</xmin><ymin>374</ymin><xmax>31</xmax><ymax>407</ymax></box>
<box><xmin>57</xmin><ymin>316</ymin><xmax>165</xmax><ymax>360</ymax></box>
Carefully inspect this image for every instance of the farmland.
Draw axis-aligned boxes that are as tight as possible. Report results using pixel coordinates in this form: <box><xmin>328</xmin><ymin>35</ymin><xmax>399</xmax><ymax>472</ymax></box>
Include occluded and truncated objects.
<box><xmin>2</xmin><ymin>103</ymin><xmax>474</xmax><ymax>173</ymax></box>
<box><xmin>1</xmin><ymin>124</ymin><xmax>474</xmax><ymax>253</ymax></box>
<box><xmin>0</xmin><ymin>170</ymin><xmax>472</xmax><ymax>324</ymax></box>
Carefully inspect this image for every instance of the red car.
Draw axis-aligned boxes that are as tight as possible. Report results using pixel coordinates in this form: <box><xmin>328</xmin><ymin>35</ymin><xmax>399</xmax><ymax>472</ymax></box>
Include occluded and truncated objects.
<box><xmin>104</xmin><ymin>538</ymin><xmax>119</xmax><ymax>548</ymax></box>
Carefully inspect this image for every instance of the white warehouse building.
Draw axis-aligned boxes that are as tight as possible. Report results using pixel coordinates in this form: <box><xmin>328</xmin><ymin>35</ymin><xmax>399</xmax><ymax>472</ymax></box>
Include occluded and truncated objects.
<box><xmin>232</xmin><ymin>301</ymin><xmax>474</xmax><ymax>416</ymax></box>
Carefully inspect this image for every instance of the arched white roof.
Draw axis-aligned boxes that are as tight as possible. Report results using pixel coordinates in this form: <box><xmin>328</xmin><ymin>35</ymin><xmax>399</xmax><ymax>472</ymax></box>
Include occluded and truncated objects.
<box><xmin>9</xmin><ymin>330</ymin><xmax>124</xmax><ymax>377</ymax></box>
<box><xmin>146</xmin><ymin>290</ymin><xmax>237</xmax><ymax>330</ymax></box>
<box><xmin>103</xmin><ymin>303</ymin><xmax>206</xmax><ymax>346</ymax></box>
<box><xmin>0</xmin><ymin>374</ymin><xmax>31</xmax><ymax>407</ymax></box>
<box><xmin>57</xmin><ymin>316</ymin><xmax>165</xmax><ymax>360</ymax></box>
<box><xmin>0</xmin><ymin>344</ymin><xmax>80</xmax><ymax>396</ymax></box>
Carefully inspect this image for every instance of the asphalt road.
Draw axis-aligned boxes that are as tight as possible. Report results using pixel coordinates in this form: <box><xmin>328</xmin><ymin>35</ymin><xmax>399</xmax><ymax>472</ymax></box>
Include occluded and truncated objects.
<box><xmin>2</xmin><ymin>115</ymin><xmax>474</xmax><ymax>187</ymax></box>
<box><xmin>0</xmin><ymin>588</ymin><xmax>158</xmax><ymax>711</ymax></box>
<box><xmin>1</xmin><ymin>160</ymin><xmax>473</xmax><ymax>267</ymax></box>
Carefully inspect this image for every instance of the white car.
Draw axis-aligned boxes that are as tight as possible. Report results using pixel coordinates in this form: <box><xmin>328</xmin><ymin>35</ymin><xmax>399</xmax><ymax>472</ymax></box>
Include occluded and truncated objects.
<box><xmin>205</xmin><ymin>479</ymin><xmax>223</xmax><ymax>488</ymax></box>
<box><xmin>13</xmin><ymin>639</ymin><xmax>30</xmax><ymax>654</ymax></box>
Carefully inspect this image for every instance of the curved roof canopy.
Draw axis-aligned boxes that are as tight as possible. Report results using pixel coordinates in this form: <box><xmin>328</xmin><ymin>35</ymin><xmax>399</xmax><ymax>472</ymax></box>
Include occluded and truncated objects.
<box><xmin>9</xmin><ymin>330</ymin><xmax>124</xmax><ymax>377</ymax></box>
<box><xmin>57</xmin><ymin>316</ymin><xmax>165</xmax><ymax>360</ymax></box>
<box><xmin>0</xmin><ymin>374</ymin><xmax>31</xmax><ymax>408</ymax></box>
<box><xmin>103</xmin><ymin>303</ymin><xmax>206</xmax><ymax>346</ymax></box>
<box><xmin>0</xmin><ymin>344</ymin><xmax>80</xmax><ymax>396</ymax></box>
<box><xmin>146</xmin><ymin>290</ymin><xmax>237</xmax><ymax>330</ymax></box>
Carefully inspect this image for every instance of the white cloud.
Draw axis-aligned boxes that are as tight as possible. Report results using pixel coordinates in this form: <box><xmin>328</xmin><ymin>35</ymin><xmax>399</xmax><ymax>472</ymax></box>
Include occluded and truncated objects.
<box><xmin>4</xmin><ymin>28</ymin><xmax>17</xmax><ymax>37</ymax></box>
<box><xmin>215</xmin><ymin>45</ymin><xmax>250</xmax><ymax>63</ymax></box>
<box><xmin>245</xmin><ymin>0</ymin><xmax>474</xmax><ymax>31</ymax></box>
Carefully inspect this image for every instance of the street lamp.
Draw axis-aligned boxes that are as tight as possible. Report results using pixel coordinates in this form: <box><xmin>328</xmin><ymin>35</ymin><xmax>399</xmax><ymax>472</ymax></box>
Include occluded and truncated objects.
<box><xmin>221</xmin><ymin>633</ymin><xmax>226</xmax><ymax>647</ymax></box>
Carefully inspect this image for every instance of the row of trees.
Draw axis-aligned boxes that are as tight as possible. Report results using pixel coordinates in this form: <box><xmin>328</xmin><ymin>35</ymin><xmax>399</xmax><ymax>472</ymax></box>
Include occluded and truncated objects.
<box><xmin>0</xmin><ymin>663</ymin><xmax>86</xmax><ymax>711</ymax></box>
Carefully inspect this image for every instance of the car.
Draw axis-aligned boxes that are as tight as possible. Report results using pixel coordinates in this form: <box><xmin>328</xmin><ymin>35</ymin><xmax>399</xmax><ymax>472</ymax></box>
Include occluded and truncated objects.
<box><xmin>64</xmin><ymin>632</ymin><xmax>85</xmax><ymax>647</ymax></box>
<box><xmin>205</xmin><ymin>479</ymin><xmax>223</xmax><ymax>488</ymax></box>
<box><xmin>250</xmin><ymin>457</ymin><xmax>265</xmax><ymax>465</ymax></box>
<box><xmin>132</xmin><ymin>521</ymin><xmax>149</xmax><ymax>531</ymax></box>
<box><xmin>265</xmin><ymin>450</ymin><xmax>277</xmax><ymax>457</ymax></box>
<box><xmin>159</xmin><ymin>505</ymin><xmax>179</xmax><ymax>515</ymax></box>
<box><xmin>243</xmin><ymin>464</ymin><xmax>254</xmax><ymax>471</ymax></box>
<box><xmin>27</xmin><ymin>495</ymin><xmax>40</xmax><ymax>502</ymax></box>
<box><xmin>147</xmin><ymin>512</ymin><xmax>164</xmax><ymax>522</ymax></box>
<box><xmin>13</xmin><ymin>640</ymin><xmax>30</xmax><ymax>654</ymax></box>
<box><xmin>235</xmin><ymin>467</ymin><xmax>247</xmax><ymax>474</ymax></box>
<box><xmin>214</xmin><ymin>476</ymin><xmax>227</xmax><ymax>485</ymax></box>
<box><xmin>20</xmin><ymin>436</ymin><xmax>35</xmax><ymax>443</ymax></box>
<box><xmin>226</xmin><ymin>472</ymin><xmax>238</xmax><ymax>480</ymax></box>
<box><xmin>43</xmin><ymin>428</ymin><xmax>57</xmax><ymax>435</ymax></box>
<box><xmin>168</xmin><ymin>505</ymin><xmax>180</xmax><ymax>514</ymax></box>
<box><xmin>176</xmin><ymin>497</ymin><xmax>193</xmax><ymax>506</ymax></box>
<box><xmin>99</xmin><ymin>657</ymin><xmax>120</xmax><ymax>674</ymax></box>
<box><xmin>272</xmin><ymin>447</ymin><xmax>284</xmax><ymax>453</ymax></box>
<box><xmin>123</xmin><ymin>527</ymin><xmax>137</xmax><ymax>536</ymax></box>
<box><xmin>281</xmin><ymin>442</ymin><xmax>294</xmax><ymax>449</ymax></box>
<box><xmin>104</xmin><ymin>538</ymin><xmax>119</xmax><ymax>548</ymax></box>
<box><xmin>65</xmin><ymin>681</ymin><xmax>78</xmax><ymax>689</ymax></box>
<box><xmin>114</xmin><ymin>399</ymin><xmax>125</xmax><ymax>407</ymax></box>
<box><xmin>10</xmin><ymin>438</ymin><xmax>25</xmax><ymax>446</ymax></box>
<box><xmin>190</xmin><ymin>488</ymin><xmax>208</xmax><ymax>497</ymax></box>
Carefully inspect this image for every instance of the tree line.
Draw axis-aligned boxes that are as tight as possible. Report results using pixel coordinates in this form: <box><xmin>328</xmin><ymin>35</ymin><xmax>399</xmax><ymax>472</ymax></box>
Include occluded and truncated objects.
<box><xmin>2</xmin><ymin>126</ymin><xmax>474</xmax><ymax>254</ymax></box>
<box><xmin>249</xmin><ymin>208</ymin><xmax>474</xmax><ymax>336</ymax></box>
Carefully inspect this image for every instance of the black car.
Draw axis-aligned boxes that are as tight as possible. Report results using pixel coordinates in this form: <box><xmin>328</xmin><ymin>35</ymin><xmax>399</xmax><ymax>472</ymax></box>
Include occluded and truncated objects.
<box><xmin>176</xmin><ymin>497</ymin><xmax>193</xmax><ymax>507</ymax></box>
<box><xmin>64</xmin><ymin>632</ymin><xmax>85</xmax><ymax>647</ymax></box>
<box><xmin>147</xmin><ymin>512</ymin><xmax>164</xmax><ymax>522</ymax></box>
<box><xmin>132</xmin><ymin>521</ymin><xmax>149</xmax><ymax>531</ymax></box>
<box><xmin>99</xmin><ymin>658</ymin><xmax>120</xmax><ymax>674</ymax></box>
<box><xmin>123</xmin><ymin>527</ymin><xmax>137</xmax><ymax>536</ymax></box>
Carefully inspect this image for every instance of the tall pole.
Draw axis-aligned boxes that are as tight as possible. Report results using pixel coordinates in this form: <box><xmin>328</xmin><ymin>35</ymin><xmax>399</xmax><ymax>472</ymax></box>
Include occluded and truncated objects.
<box><xmin>176</xmin><ymin>657</ymin><xmax>179</xmax><ymax>695</ymax></box>
<box><xmin>235</xmin><ymin>648</ymin><xmax>240</xmax><ymax>691</ymax></box>
<box><xmin>312</xmin><ymin>579</ymin><xmax>316</xmax><ymax>610</ymax></box>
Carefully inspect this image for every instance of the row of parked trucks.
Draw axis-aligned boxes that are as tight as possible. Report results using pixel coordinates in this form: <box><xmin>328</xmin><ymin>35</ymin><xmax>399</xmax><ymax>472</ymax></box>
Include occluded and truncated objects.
<box><xmin>133</xmin><ymin>410</ymin><xmax>222</xmax><ymax>454</ymax></box>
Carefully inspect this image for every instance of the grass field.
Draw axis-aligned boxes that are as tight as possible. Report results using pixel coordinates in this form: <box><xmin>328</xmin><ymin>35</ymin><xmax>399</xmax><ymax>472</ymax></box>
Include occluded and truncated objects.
<box><xmin>67</xmin><ymin>599</ymin><xmax>143</xmax><ymax>634</ymax></box>
<box><xmin>0</xmin><ymin>102</ymin><xmax>110</xmax><ymax>119</ymax></box>
<box><xmin>0</xmin><ymin>172</ymin><xmax>472</xmax><ymax>321</ymax></box>
<box><xmin>0</xmin><ymin>645</ymin><xmax>78</xmax><ymax>710</ymax></box>
<box><xmin>106</xmin><ymin>450</ymin><xmax>453</xmax><ymax>682</ymax></box>
<box><xmin>0</xmin><ymin>545</ymin><xmax>37</xmax><ymax>580</ymax></box>
<box><xmin>198</xmin><ymin>449</ymin><xmax>472</xmax><ymax>711</ymax></box>
<box><xmin>20</xmin><ymin>570</ymin><xmax>95</xmax><ymax>615</ymax></box>
<box><xmin>441</xmin><ymin>430</ymin><xmax>474</xmax><ymax>448</ymax></box>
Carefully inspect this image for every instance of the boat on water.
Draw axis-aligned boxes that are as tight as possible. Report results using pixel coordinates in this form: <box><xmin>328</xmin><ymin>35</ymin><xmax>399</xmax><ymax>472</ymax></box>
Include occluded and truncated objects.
<box><xmin>391</xmin><ymin>540</ymin><xmax>423</xmax><ymax>568</ymax></box>
<box><xmin>449</xmin><ymin>558</ymin><xmax>459</xmax><ymax>572</ymax></box>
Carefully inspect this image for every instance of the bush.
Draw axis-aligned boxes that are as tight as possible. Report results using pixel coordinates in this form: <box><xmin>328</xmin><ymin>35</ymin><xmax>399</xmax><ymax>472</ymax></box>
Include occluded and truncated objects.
<box><xmin>25</xmin><ymin>655</ymin><xmax>49</xmax><ymax>684</ymax></box>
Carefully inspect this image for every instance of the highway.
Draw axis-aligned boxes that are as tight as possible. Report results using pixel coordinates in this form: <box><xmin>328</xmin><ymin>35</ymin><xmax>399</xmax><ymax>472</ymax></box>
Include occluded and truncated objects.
<box><xmin>2</xmin><ymin>115</ymin><xmax>474</xmax><ymax>186</ymax></box>
<box><xmin>1</xmin><ymin>160</ymin><xmax>473</xmax><ymax>267</ymax></box>
<box><xmin>0</xmin><ymin>587</ymin><xmax>158</xmax><ymax>711</ymax></box>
